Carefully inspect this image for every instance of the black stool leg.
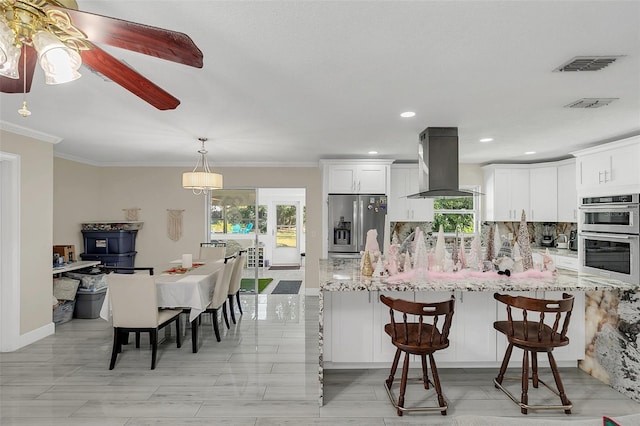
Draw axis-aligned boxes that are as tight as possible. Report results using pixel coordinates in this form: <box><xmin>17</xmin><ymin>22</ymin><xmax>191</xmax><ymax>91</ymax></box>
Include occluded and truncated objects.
<box><xmin>236</xmin><ymin>291</ymin><xmax>243</xmax><ymax>315</ymax></box>
<box><xmin>150</xmin><ymin>330</ymin><xmax>158</xmax><ymax>370</ymax></box>
<box><xmin>222</xmin><ymin>302</ymin><xmax>230</xmax><ymax>329</ymax></box>
<box><xmin>228</xmin><ymin>295</ymin><xmax>236</xmax><ymax>324</ymax></box>
<box><xmin>109</xmin><ymin>328</ymin><xmax>119</xmax><ymax>370</ymax></box>
<box><xmin>212</xmin><ymin>309</ymin><xmax>221</xmax><ymax>342</ymax></box>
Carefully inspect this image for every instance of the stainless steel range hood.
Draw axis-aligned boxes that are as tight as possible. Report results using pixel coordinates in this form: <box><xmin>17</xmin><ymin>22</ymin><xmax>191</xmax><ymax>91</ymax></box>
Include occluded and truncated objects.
<box><xmin>408</xmin><ymin>127</ymin><xmax>481</xmax><ymax>198</ymax></box>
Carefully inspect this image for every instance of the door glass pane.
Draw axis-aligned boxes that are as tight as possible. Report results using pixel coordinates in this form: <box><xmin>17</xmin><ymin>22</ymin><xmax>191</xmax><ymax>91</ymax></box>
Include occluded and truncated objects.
<box><xmin>276</xmin><ymin>204</ymin><xmax>297</xmax><ymax>248</ymax></box>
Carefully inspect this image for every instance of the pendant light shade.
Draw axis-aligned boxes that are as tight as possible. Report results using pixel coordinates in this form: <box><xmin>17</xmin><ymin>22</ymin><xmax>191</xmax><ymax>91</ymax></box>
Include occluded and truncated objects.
<box><xmin>32</xmin><ymin>31</ymin><xmax>82</xmax><ymax>85</ymax></box>
<box><xmin>182</xmin><ymin>137</ymin><xmax>223</xmax><ymax>194</ymax></box>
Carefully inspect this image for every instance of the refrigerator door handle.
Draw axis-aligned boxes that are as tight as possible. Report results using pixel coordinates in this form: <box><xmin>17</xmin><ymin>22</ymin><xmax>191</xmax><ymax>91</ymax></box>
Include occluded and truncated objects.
<box><xmin>352</xmin><ymin>199</ymin><xmax>358</xmax><ymax>252</ymax></box>
<box><xmin>359</xmin><ymin>198</ymin><xmax>364</xmax><ymax>251</ymax></box>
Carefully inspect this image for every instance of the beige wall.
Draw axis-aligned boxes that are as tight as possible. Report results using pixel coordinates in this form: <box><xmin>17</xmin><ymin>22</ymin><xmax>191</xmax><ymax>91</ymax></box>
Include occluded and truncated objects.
<box><xmin>53</xmin><ymin>158</ymin><xmax>102</xmax><ymax>255</ymax></box>
<box><xmin>1</xmin><ymin>130</ymin><xmax>53</xmax><ymax>334</ymax></box>
<box><xmin>53</xmin><ymin>161</ymin><xmax>323</xmax><ymax>289</ymax></box>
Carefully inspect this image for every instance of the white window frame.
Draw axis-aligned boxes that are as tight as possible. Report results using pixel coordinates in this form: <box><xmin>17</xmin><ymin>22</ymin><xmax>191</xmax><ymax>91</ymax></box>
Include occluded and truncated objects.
<box><xmin>432</xmin><ymin>185</ymin><xmax>481</xmax><ymax>237</ymax></box>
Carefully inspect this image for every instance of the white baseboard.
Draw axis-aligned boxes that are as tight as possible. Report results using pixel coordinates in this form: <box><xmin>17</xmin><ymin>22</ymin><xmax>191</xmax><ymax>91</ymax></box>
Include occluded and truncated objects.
<box><xmin>17</xmin><ymin>322</ymin><xmax>55</xmax><ymax>350</ymax></box>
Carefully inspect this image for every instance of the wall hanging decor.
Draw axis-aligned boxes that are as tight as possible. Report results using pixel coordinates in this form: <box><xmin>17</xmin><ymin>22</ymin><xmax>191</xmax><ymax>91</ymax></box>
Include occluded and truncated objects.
<box><xmin>167</xmin><ymin>209</ymin><xmax>185</xmax><ymax>241</ymax></box>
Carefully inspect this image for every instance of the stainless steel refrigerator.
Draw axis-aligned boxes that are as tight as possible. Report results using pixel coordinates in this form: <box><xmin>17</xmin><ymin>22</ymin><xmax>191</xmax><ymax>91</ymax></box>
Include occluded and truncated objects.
<box><xmin>328</xmin><ymin>194</ymin><xmax>387</xmax><ymax>254</ymax></box>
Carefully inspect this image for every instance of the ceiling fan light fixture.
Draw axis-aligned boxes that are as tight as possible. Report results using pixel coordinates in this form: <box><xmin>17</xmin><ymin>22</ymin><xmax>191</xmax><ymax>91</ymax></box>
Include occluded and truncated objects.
<box><xmin>0</xmin><ymin>19</ymin><xmax>20</xmax><ymax>79</ymax></box>
<box><xmin>32</xmin><ymin>31</ymin><xmax>82</xmax><ymax>85</ymax></box>
<box><xmin>182</xmin><ymin>137</ymin><xmax>223</xmax><ymax>194</ymax></box>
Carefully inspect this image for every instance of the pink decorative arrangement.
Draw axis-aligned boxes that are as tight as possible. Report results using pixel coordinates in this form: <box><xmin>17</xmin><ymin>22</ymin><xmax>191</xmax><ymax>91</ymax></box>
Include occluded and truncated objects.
<box><xmin>383</xmin><ymin>210</ymin><xmax>554</xmax><ymax>282</ymax></box>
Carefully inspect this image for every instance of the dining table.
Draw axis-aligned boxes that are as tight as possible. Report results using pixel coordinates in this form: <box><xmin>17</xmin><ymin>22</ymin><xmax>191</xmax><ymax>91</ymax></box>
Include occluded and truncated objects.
<box><xmin>99</xmin><ymin>259</ymin><xmax>224</xmax><ymax>353</ymax></box>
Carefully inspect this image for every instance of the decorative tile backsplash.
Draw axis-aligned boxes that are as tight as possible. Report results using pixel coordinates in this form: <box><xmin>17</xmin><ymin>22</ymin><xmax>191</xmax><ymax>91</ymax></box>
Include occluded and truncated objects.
<box><xmin>390</xmin><ymin>221</ymin><xmax>577</xmax><ymax>249</ymax></box>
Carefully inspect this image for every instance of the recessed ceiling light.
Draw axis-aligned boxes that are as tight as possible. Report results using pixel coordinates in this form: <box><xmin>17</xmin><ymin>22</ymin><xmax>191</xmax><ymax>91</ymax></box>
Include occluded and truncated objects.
<box><xmin>525</xmin><ymin>151</ymin><xmax>536</xmax><ymax>155</ymax></box>
<box><xmin>368</xmin><ymin>151</ymin><xmax>378</xmax><ymax>155</ymax></box>
<box><xmin>400</xmin><ymin>111</ymin><xmax>415</xmax><ymax>118</ymax></box>
<box><xmin>479</xmin><ymin>138</ymin><xmax>493</xmax><ymax>143</ymax></box>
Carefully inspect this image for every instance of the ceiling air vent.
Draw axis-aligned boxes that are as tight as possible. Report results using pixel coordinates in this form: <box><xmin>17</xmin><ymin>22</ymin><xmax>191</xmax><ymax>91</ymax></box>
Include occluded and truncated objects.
<box><xmin>554</xmin><ymin>56</ymin><xmax>622</xmax><ymax>72</ymax></box>
<box><xmin>564</xmin><ymin>98</ymin><xmax>618</xmax><ymax>109</ymax></box>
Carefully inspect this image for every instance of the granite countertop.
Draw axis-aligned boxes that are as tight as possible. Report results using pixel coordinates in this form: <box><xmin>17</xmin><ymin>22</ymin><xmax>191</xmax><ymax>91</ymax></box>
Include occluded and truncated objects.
<box><xmin>319</xmin><ymin>258</ymin><xmax>636</xmax><ymax>293</ymax></box>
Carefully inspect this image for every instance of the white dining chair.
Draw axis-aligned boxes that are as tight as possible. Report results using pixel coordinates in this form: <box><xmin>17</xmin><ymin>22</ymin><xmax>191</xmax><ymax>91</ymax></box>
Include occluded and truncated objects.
<box><xmin>108</xmin><ymin>273</ymin><xmax>182</xmax><ymax>370</ymax></box>
<box><xmin>204</xmin><ymin>256</ymin><xmax>236</xmax><ymax>341</ymax></box>
<box><xmin>227</xmin><ymin>250</ymin><xmax>246</xmax><ymax>324</ymax></box>
<box><xmin>199</xmin><ymin>245</ymin><xmax>226</xmax><ymax>262</ymax></box>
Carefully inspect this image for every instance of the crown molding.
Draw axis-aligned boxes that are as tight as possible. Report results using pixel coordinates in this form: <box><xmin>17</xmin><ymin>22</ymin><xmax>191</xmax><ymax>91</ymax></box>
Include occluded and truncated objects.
<box><xmin>0</xmin><ymin>121</ymin><xmax>62</xmax><ymax>144</ymax></box>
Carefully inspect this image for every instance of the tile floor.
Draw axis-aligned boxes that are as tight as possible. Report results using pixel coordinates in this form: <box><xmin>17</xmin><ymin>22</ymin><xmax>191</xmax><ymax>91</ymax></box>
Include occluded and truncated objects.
<box><xmin>1</xmin><ymin>290</ymin><xmax>639</xmax><ymax>425</ymax></box>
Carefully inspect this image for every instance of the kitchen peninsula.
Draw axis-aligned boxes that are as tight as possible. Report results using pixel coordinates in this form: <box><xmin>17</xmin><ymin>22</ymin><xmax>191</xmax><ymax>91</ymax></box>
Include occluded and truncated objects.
<box><xmin>318</xmin><ymin>258</ymin><xmax>640</xmax><ymax>406</ymax></box>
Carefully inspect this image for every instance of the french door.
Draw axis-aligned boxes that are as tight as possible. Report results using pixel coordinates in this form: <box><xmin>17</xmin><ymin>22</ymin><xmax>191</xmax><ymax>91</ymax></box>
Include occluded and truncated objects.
<box><xmin>270</xmin><ymin>201</ymin><xmax>300</xmax><ymax>265</ymax></box>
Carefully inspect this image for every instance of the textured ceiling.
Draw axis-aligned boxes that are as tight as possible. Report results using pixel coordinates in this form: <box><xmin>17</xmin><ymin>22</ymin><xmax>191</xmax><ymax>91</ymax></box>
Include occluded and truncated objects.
<box><xmin>1</xmin><ymin>1</ymin><xmax>639</xmax><ymax>167</ymax></box>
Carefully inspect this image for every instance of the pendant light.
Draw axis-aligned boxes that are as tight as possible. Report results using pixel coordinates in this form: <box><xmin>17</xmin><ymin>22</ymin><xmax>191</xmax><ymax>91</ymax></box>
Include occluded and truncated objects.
<box><xmin>182</xmin><ymin>137</ymin><xmax>223</xmax><ymax>195</ymax></box>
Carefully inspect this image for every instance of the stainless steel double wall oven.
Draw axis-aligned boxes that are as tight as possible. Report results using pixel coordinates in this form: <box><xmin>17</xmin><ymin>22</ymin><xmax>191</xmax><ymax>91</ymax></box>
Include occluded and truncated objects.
<box><xmin>579</xmin><ymin>194</ymin><xmax>639</xmax><ymax>284</ymax></box>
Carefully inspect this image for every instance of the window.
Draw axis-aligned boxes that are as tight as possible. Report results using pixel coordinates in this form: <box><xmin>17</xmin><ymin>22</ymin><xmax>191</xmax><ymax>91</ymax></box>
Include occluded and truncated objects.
<box><xmin>276</xmin><ymin>204</ymin><xmax>297</xmax><ymax>248</ymax></box>
<box><xmin>208</xmin><ymin>189</ymin><xmax>266</xmax><ymax>236</ymax></box>
<box><xmin>431</xmin><ymin>186</ymin><xmax>480</xmax><ymax>235</ymax></box>
<box><xmin>210</xmin><ymin>204</ymin><xmax>266</xmax><ymax>235</ymax></box>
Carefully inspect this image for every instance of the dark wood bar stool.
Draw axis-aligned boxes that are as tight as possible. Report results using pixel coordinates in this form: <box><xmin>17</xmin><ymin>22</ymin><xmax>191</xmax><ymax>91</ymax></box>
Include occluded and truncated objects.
<box><xmin>493</xmin><ymin>292</ymin><xmax>574</xmax><ymax>415</ymax></box>
<box><xmin>380</xmin><ymin>294</ymin><xmax>455</xmax><ymax>416</ymax></box>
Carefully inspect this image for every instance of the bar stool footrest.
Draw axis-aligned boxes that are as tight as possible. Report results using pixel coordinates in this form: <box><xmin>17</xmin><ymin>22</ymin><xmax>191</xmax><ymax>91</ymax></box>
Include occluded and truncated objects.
<box><xmin>384</xmin><ymin>378</ymin><xmax>448</xmax><ymax>414</ymax></box>
<box><xmin>494</xmin><ymin>377</ymin><xmax>573</xmax><ymax>412</ymax></box>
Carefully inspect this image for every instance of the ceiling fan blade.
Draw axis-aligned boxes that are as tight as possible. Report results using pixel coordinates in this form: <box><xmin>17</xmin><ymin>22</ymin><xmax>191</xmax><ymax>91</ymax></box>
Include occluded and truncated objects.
<box><xmin>0</xmin><ymin>46</ymin><xmax>37</xmax><ymax>94</ymax></box>
<box><xmin>81</xmin><ymin>42</ymin><xmax>180</xmax><ymax>110</ymax></box>
<box><xmin>44</xmin><ymin>4</ymin><xmax>203</xmax><ymax>68</ymax></box>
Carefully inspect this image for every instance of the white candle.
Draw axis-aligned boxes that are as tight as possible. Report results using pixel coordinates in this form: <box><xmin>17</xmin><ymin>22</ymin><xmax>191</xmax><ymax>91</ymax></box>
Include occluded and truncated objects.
<box><xmin>181</xmin><ymin>254</ymin><xmax>193</xmax><ymax>269</ymax></box>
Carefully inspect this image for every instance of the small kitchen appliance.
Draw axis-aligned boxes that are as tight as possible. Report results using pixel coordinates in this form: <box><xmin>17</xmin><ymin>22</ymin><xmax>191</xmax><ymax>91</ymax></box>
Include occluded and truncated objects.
<box><xmin>569</xmin><ymin>230</ymin><xmax>578</xmax><ymax>251</ymax></box>
<box><xmin>541</xmin><ymin>223</ymin><xmax>555</xmax><ymax>247</ymax></box>
<box><xmin>557</xmin><ymin>234</ymin><xmax>568</xmax><ymax>249</ymax></box>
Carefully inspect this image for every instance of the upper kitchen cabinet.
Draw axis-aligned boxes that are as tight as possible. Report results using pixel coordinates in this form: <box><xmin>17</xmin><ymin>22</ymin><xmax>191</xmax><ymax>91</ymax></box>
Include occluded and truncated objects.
<box><xmin>573</xmin><ymin>136</ymin><xmax>640</xmax><ymax>197</ymax></box>
<box><xmin>529</xmin><ymin>165</ymin><xmax>557</xmax><ymax>222</ymax></box>
<box><xmin>483</xmin><ymin>165</ymin><xmax>530</xmax><ymax>222</ymax></box>
<box><xmin>557</xmin><ymin>159</ymin><xmax>578</xmax><ymax>222</ymax></box>
<box><xmin>388</xmin><ymin>164</ymin><xmax>434</xmax><ymax>221</ymax></box>
<box><xmin>322</xmin><ymin>160</ymin><xmax>392</xmax><ymax>194</ymax></box>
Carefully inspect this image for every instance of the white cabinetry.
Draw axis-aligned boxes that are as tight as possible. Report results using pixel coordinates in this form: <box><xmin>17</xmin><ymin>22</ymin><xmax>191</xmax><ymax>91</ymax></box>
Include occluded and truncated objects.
<box><xmin>326</xmin><ymin>292</ymin><xmax>373</xmax><ymax>362</ymax></box>
<box><xmin>529</xmin><ymin>166</ymin><xmax>557</xmax><ymax>222</ymax></box>
<box><xmin>574</xmin><ymin>137</ymin><xmax>640</xmax><ymax>196</ymax></box>
<box><xmin>483</xmin><ymin>166</ymin><xmax>530</xmax><ymax>221</ymax></box>
<box><xmin>415</xmin><ymin>291</ymin><xmax>496</xmax><ymax>363</ymax></box>
<box><xmin>555</xmin><ymin>254</ymin><xmax>578</xmax><ymax>271</ymax></box>
<box><xmin>557</xmin><ymin>160</ymin><xmax>578</xmax><ymax>222</ymax></box>
<box><xmin>325</xmin><ymin>290</ymin><xmax>585</xmax><ymax>367</ymax></box>
<box><xmin>485</xmin><ymin>160</ymin><xmax>581</xmax><ymax>223</ymax></box>
<box><xmin>372</xmin><ymin>290</ymin><xmax>405</xmax><ymax>363</ymax></box>
<box><xmin>388</xmin><ymin>164</ymin><xmax>434</xmax><ymax>221</ymax></box>
<box><xmin>326</xmin><ymin>162</ymin><xmax>389</xmax><ymax>194</ymax></box>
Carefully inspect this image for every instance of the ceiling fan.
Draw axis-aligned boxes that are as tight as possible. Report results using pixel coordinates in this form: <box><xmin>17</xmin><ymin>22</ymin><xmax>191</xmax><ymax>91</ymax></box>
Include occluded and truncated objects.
<box><xmin>0</xmin><ymin>0</ymin><xmax>203</xmax><ymax>110</ymax></box>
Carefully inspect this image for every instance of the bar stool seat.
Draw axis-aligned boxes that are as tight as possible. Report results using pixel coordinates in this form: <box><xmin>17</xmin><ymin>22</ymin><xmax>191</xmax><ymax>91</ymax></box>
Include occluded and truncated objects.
<box><xmin>493</xmin><ymin>292</ymin><xmax>574</xmax><ymax>415</ymax></box>
<box><xmin>380</xmin><ymin>294</ymin><xmax>455</xmax><ymax>416</ymax></box>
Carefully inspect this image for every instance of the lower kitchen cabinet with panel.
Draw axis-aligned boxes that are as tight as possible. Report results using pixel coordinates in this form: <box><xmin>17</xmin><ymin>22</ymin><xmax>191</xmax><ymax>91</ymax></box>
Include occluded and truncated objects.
<box><xmin>324</xmin><ymin>290</ymin><xmax>585</xmax><ymax>368</ymax></box>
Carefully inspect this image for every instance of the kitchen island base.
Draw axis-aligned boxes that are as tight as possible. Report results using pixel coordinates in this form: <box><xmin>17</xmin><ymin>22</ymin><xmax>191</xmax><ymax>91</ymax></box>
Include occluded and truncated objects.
<box><xmin>319</xmin><ymin>258</ymin><xmax>640</xmax><ymax>406</ymax></box>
